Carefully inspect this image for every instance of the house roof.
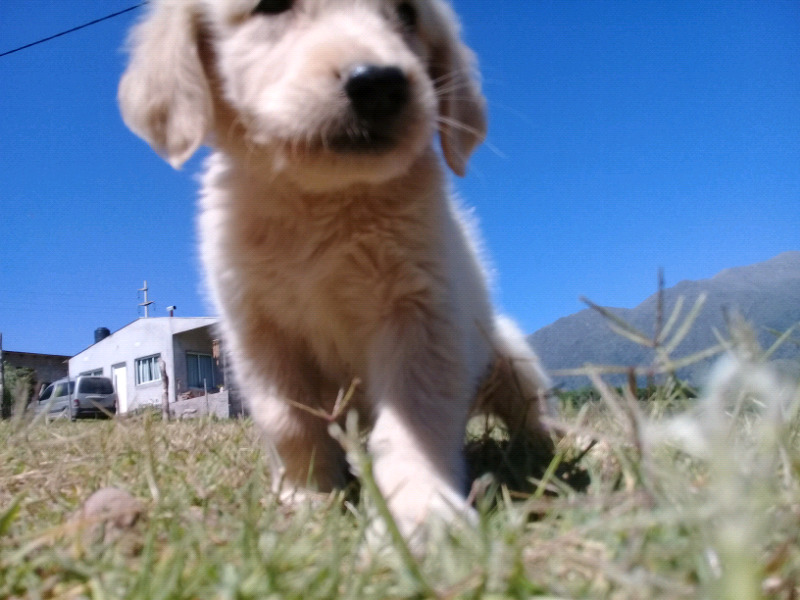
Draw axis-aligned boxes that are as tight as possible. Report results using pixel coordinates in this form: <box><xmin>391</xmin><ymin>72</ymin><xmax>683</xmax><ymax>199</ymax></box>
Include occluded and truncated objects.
<box><xmin>4</xmin><ymin>350</ymin><xmax>71</xmax><ymax>361</ymax></box>
<box><xmin>72</xmin><ymin>317</ymin><xmax>219</xmax><ymax>357</ymax></box>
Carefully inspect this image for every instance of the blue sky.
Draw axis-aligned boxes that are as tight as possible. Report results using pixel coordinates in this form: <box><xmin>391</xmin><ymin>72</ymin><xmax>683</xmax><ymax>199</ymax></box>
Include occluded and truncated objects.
<box><xmin>1</xmin><ymin>1</ymin><xmax>798</xmax><ymax>357</ymax></box>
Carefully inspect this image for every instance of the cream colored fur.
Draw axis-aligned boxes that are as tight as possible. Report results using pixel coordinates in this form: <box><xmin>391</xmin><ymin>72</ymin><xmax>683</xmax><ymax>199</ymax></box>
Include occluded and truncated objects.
<box><xmin>119</xmin><ymin>0</ymin><xmax>554</xmax><ymax>545</ymax></box>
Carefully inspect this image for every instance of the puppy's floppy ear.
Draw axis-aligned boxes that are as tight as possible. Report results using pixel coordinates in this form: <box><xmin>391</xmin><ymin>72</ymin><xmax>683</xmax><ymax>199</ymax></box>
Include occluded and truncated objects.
<box><xmin>428</xmin><ymin>3</ymin><xmax>487</xmax><ymax>177</ymax></box>
<box><xmin>118</xmin><ymin>1</ymin><xmax>212</xmax><ymax>169</ymax></box>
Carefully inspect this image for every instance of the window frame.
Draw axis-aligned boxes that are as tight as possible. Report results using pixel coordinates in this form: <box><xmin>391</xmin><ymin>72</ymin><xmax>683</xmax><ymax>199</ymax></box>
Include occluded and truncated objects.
<box><xmin>186</xmin><ymin>352</ymin><xmax>215</xmax><ymax>389</ymax></box>
<box><xmin>135</xmin><ymin>354</ymin><xmax>162</xmax><ymax>386</ymax></box>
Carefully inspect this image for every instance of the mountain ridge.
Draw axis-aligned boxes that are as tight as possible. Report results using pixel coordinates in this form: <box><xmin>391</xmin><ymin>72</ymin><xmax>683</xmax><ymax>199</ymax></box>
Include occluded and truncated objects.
<box><xmin>528</xmin><ymin>251</ymin><xmax>800</xmax><ymax>389</ymax></box>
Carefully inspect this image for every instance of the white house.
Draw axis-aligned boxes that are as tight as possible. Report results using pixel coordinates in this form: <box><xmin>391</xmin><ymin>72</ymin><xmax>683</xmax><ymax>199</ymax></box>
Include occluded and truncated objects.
<box><xmin>69</xmin><ymin>317</ymin><xmax>235</xmax><ymax>415</ymax></box>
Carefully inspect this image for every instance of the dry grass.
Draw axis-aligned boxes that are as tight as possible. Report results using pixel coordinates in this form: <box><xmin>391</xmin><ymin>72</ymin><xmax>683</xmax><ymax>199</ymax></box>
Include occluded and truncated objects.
<box><xmin>1</xmin><ymin>319</ymin><xmax>799</xmax><ymax>599</ymax></box>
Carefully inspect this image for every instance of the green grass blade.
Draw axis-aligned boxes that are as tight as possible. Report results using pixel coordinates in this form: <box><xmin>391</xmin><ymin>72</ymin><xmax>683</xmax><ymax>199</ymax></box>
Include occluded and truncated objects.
<box><xmin>0</xmin><ymin>496</ymin><xmax>21</xmax><ymax>537</ymax></box>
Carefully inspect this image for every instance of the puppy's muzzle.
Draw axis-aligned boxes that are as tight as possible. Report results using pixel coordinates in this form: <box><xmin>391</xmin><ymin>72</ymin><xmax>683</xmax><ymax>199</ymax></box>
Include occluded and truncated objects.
<box><xmin>334</xmin><ymin>64</ymin><xmax>410</xmax><ymax>153</ymax></box>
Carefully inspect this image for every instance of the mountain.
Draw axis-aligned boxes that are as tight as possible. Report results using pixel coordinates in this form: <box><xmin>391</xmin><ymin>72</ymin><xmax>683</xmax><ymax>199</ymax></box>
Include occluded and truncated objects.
<box><xmin>528</xmin><ymin>251</ymin><xmax>800</xmax><ymax>390</ymax></box>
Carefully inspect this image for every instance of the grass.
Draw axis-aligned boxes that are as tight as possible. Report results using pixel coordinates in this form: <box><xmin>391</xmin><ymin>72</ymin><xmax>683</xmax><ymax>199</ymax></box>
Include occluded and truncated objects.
<box><xmin>1</xmin><ymin>320</ymin><xmax>799</xmax><ymax>598</ymax></box>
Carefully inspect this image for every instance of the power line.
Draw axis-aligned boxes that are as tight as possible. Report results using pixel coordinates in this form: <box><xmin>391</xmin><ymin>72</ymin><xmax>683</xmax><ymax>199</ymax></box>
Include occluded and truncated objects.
<box><xmin>0</xmin><ymin>3</ymin><xmax>147</xmax><ymax>59</ymax></box>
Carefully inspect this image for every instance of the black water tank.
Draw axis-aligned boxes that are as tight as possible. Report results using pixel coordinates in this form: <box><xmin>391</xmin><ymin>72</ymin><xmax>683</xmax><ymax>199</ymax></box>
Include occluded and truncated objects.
<box><xmin>94</xmin><ymin>327</ymin><xmax>111</xmax><ymax>344</ymax></box>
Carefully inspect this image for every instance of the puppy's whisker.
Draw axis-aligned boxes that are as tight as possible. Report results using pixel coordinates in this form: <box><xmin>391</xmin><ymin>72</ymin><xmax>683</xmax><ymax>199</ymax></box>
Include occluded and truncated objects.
<box><xmin>434</xmin><ymin>81</ymin><xmax>478</xmax><ymax>100</ymax></box>
<box><xmin>436</xmin><ymin>115</ymin><xmax>483</xmax><ymax>138</ymax></box>
<box><xmin>432</xmin><ymin>73</ymin><xmax>474</xmax><ymax>92</ymax></box>
<box><xmin>430</xmin><ymin>67</ymin><xmax>472</xmax><ymax>85</ymax></box>
<box><xmin>437</xmin><ymin>116</ymin><xmax>504</xmax><ymax>159</ymax></box>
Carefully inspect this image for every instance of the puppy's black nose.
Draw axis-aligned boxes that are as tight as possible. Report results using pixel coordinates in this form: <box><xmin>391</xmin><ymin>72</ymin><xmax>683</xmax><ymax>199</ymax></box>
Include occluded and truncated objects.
<box><xmin>344</xmin><ymin>65</ymin><xmax>409</xmax><ymax>124</ymax></box>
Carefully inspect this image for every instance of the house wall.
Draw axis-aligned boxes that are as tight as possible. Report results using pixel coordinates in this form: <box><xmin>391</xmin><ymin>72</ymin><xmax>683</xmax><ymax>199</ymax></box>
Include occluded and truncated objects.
<box><xmin>71</xmin><ymin>319</ymin><xmax>174</xmax><ymax>412</ymax></box>
<box><xmin>171</xmin><ymin>390</ymin><xmax>231</xmax><ymax>419</ymax></box>
<box><xmin>69</xmin><ymin>318</ymin><xmax>221</xmax><ymax>414</ymax></box>
<box><xmin>4</xmin><ymin>352</ymin><xmax>69</xmax><ymax>389</ymax></box>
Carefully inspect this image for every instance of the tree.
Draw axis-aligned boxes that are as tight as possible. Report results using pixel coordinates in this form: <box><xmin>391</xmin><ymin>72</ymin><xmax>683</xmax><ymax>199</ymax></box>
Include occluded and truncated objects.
<box><xmin>1</xmin><ymin>363</ymin><xmax>37</xmax><ymax>419</ymax></box>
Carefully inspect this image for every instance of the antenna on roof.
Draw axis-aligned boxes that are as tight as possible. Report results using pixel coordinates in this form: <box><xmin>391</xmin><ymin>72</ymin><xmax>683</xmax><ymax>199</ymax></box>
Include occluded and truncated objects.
<box><xmin>138</xmin><ymin>280</ymin><xmax>154</xmax><ymax>318</ymax></box>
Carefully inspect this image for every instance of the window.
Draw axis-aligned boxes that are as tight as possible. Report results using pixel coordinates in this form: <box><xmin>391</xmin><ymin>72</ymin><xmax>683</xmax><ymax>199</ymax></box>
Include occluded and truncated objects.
<box><xmin>77</xmin><ymin>377</ymin><xmax>114</xmax><ymax>395</ymax></box>
<box><xmin>186</xmin><ymin>353</ymin><xmax>215</xmax><ymax>388</ymax></box>
<box><xmin>53</xmin><ymin>381</ymin><xmax>75</xmax><ymax>398</ymax></box>
<box><xmin>39</xmin><ymin>384</ymin><xmax>54</xmax><ymax>402</ymax></box>
<box><xmin>80</xmin><ymin>369</ymin><xmax>103</xmax><ymax>377</ymax></box>
<box><xmin>135</xmin><ymin>355</ymin><xmax>161</xmax><ymax>385</ymax></box>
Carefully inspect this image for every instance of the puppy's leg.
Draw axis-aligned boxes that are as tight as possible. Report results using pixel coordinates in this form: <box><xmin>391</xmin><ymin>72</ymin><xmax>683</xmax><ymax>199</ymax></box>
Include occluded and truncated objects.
<box><xmin>252</xmin><ymin>392</ymin><xmax>351</xmax><ymax>496</ymax></box>
<box><xmin>478</xmin><ymin>316</ymin><xmax>555</xmax><ymax>451</ymax></box>
<box><xmin>234</xmin><ymin>322</ymin><xmax>349</xmax><ymax>495</ymax></box>
<box><xmin>366</xmin><ymin>316</ymin><xmax>475</xmax><ymax>543</ymax></box>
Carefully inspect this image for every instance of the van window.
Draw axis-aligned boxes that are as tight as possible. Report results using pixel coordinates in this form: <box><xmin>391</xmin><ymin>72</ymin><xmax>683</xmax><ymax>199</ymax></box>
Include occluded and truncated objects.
<box><xmin>78</xmin><ymin>377</ymin><xmax>114</xmax><ymax>395</ymax></box>
<box><xmin>39</xmin><ymin>385</ymin><xmax>54</xmax><ymax>402</ymax></box>
<box><xmin>53</xmin><ymin>381</ymin><xmax>75</xmax><ymax>397</ymax></box>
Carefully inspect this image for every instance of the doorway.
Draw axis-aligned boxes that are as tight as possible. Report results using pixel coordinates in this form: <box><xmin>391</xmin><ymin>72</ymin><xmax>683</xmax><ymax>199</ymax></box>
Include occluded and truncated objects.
<box><xmin>112</xmin><ymin>364</ymin><xmax>128</xmax><ymax>414</ymax></box>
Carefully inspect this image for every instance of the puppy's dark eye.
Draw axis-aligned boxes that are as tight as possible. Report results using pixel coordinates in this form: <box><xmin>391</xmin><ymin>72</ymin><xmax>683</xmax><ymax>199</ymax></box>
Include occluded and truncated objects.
<box><xmin>253</xmin><ymin>0</ymin><xmax>292</xmax><ymax>15</ymax></box>
<box><xmin>396</xmin><ymin>2</ymin><xmax>418</xmax><ymax>30</ymax></box>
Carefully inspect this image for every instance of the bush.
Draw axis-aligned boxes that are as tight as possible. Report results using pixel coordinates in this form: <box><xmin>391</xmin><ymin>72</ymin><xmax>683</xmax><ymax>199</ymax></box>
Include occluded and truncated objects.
<box><xmin>1</xmin><ymin>363</ymin><xmax>36</xmax><ymax>419</ymax></box>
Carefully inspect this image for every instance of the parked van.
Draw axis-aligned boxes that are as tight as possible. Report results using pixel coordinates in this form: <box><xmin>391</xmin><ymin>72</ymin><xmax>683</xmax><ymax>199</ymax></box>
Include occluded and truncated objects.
<box><xmin>37</xmin><ymin>376</ymin><xmax>118</xmax><ymax>420</ymax></box>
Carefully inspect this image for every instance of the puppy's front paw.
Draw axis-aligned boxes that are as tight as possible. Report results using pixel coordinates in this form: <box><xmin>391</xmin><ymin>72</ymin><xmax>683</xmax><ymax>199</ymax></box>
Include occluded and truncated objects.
<box><xmin>364</xmin><ymin>479</ymin><xmax>477</xmax><ymax>558</ymax></box>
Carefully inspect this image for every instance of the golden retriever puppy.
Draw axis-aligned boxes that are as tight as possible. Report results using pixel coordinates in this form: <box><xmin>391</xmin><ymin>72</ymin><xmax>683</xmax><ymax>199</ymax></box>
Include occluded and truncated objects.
<box><xmin>119</xmin><ymin>0</ymin><xmax>554</xmax><ymax>544</ymax></box>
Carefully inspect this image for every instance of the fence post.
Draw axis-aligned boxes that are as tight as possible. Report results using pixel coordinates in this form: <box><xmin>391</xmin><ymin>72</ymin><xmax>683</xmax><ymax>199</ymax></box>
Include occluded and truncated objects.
<box><xmin>159</xmin><ymin>357</ymin><xmax>170</xmax><ymax>421</ymax></box>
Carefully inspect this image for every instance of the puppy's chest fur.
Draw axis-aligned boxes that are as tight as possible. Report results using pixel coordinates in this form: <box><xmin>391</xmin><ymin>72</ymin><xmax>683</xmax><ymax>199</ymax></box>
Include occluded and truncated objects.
<box><xmin>201</xmin><ymin>154</ymin><xmax>452</xmax><ymax>375</ymax></box>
